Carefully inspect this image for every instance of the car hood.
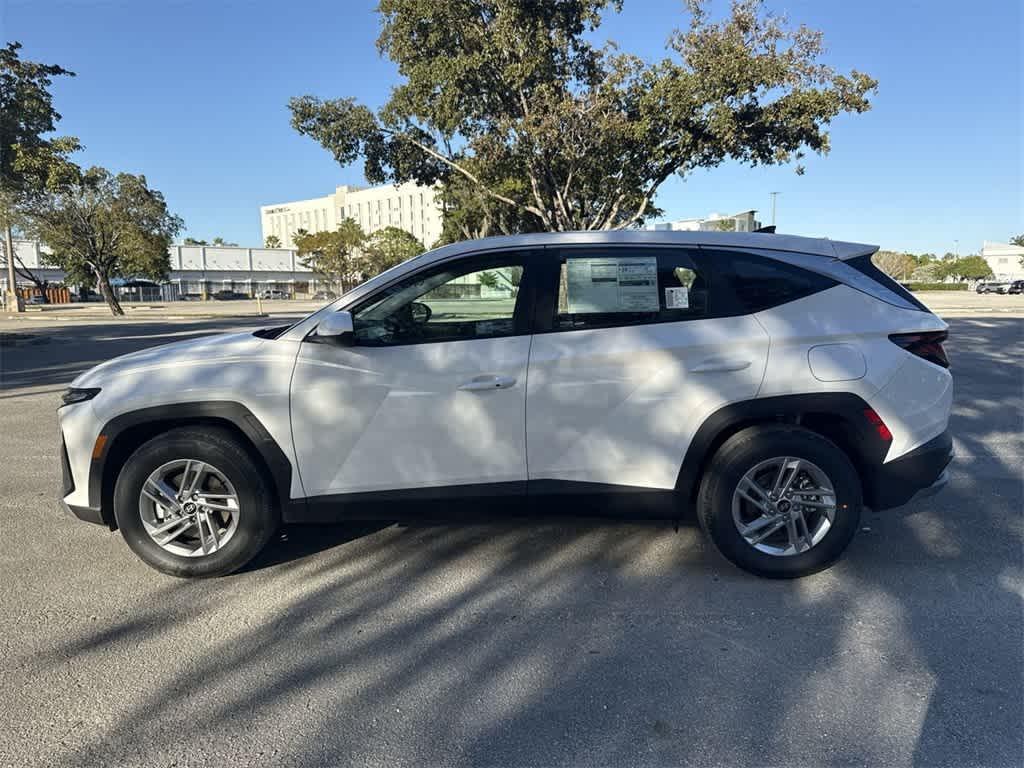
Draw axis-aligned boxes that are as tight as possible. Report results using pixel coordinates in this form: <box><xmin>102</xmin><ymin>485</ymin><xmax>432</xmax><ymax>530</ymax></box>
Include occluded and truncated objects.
<box><xmin>71</xmin><ymin>331</ymin><xmax>267</xmax><ymax>388</ymax></box>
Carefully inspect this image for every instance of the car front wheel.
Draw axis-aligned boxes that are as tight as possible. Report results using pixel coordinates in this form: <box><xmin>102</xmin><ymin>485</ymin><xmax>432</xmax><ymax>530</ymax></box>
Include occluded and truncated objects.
<box><xmin>697</xmin><ymin>425</ymin><xmax>862</xmax><ymax>578</ymax></box>
<box><xmin>113</xmin><ymin>427</ymin><xmax>279</xmax><ymax>577</ymax></box>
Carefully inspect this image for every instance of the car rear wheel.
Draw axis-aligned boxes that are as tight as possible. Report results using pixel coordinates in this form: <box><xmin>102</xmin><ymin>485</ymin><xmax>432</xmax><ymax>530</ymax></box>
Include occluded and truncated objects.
<box><xmin>114</xmin><ymin>427</ymin><xmax>279</xmax><ymax>577</ymax></box>
<box><xmin>697</xmin><ymin>425</ymin><xmax>862</xmax><ymax>578</ymax></box>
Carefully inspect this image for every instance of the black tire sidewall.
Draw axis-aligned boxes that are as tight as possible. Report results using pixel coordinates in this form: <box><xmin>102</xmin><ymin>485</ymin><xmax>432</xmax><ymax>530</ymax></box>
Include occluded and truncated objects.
<box><xmin>114</xmin><ymin>429</ymin><xmax>278</xmax><ymax>578</ymax></box>
<box><xmin>699</xmin><ymin>426</ymin><xmax>862</xmax><ymax>578</ymax></box>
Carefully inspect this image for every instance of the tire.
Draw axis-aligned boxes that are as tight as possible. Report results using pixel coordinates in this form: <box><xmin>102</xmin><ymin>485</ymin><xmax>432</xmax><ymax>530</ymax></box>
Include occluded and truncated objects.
<box><xmin>114</xmin><ymin>426</ymin><xmax>279</xmax><ymax>577</ymax></box>
<box><xmin>697</xmin><ymin>425</ymin><xmax>862</xmax><ymax>578</ymax></box>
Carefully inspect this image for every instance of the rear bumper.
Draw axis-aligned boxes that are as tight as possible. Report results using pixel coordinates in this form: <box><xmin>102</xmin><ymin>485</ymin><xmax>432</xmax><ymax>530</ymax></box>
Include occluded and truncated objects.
<box><xmin>866</xmin><ymin>430</ymin><xmax>953</xmax><ymax>510</ymax></box>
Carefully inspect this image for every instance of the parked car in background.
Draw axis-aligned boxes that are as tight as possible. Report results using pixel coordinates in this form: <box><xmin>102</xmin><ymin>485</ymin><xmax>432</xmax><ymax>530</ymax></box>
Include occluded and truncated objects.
<box><xmin>259</xmin><ymin>289</ymin><xmax>290</xmax><ymax>300</ymax></box>
<box><xmin>179</xmin><ymin>293</ymin><xmax>202</xmax><ymax>301</ymax></box>
<box><xmin>27</xmin><ymin>294</ymin><xmax>48</xmax><ymax>305</ymax></box>
<box><xmin>58</xmin><ymin>231</ymin><xmax>953</xmax><ymax>580</ymax></box>
<box><xmin>1007</xmin><ymin>280</ymin><xmax>1024</xmax><ymax>295</ymax></box>
<box><xmin>313</xmin><ymin>290</ymin><xmax>338</xmax><ymax>302</ymax></box>
<box><xmin>212</xmin><ymin>290</ymin><xmax>249</xmax><ymax>301</ymax></box>
<box><xmin>977</xmin><ymin>281</ymin><xmax>1011</xmax><ymax>294</ymax></box>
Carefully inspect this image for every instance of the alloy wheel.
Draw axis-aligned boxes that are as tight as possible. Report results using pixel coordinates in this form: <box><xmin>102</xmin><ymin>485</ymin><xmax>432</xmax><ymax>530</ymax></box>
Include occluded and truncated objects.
<box><xmin>138</xmin><ymin>459</ymin><xmax>241</xmax><ymax>557</ymax></box>
<box><xmin>731</xmin><ymin>456</ymin><xmax>837</xmax><ymax>557</ymax></box>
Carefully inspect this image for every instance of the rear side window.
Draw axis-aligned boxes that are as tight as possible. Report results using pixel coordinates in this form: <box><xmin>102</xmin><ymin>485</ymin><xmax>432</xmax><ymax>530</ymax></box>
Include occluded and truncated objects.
<box><xmin>708</xmin><ymin>250</ymin><xmax>838</xmax><ymax>313</ymax></box>
<box><xmin>551</xmin><ymin>248</ymin><xmax>711</xmax><ymax>331</ymax></box>
<box><xmin>847</xmin><ymin>254</ymin><xmax>930</xmax><ymax>311</ymax></box>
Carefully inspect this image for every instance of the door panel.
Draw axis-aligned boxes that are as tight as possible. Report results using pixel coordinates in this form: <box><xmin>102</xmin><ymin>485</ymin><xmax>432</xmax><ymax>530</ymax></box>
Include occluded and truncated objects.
<box><xmin>289</xmin><ymin>253</ymin><xmax>536</xmax><ymax>498</ymax></box>
<box><xmin>525</xmin><ymin>246</ymin><xmax>768</xmax><ymax>490</ymax></box>
<box><xmin>526</xmin><ymin>317</ymin><xmax>768</xmax><ymax>489</ymax></box>
<box><xmin>291</xmin><ymin>337</ymin><xmax>531</xmax><ymax>496</ymax></box>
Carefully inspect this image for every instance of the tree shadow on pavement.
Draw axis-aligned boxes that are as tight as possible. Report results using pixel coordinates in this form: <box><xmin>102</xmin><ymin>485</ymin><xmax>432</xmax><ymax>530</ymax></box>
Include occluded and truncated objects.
<box><xmin>3</xmin><ymin>317</ymin><xmax>1021</xmax><ymax>767</ymax></box>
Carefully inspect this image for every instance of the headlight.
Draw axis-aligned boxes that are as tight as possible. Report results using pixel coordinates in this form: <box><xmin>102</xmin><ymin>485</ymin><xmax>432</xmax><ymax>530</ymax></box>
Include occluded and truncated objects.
<box><xmin>60</xmin><ymin>387</ymin><xmax>102</xmax><ymax>407</ymax></box>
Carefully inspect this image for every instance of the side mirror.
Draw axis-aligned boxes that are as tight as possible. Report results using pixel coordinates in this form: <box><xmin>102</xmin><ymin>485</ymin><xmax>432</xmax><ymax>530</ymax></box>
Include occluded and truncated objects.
<box><xmin>313</xmin><ymin>311</ymin><xmax>354</xmax><ymax>346</ymax></box>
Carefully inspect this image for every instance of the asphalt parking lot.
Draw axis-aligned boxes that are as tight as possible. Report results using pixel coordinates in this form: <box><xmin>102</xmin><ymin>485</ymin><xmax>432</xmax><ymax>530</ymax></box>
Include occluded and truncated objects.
<box><xmin>1</xmin><ymin>312</ymin><xmax>1021</xmax><ymax>767</ymax></box>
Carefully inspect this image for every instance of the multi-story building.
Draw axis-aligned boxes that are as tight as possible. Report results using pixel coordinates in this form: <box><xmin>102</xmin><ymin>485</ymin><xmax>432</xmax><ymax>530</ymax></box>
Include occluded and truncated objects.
<box><xmin>650</xmin><ymin>210</ymin><xmax>762</xmax><ymax>233</ymax></box>
<box><xmin>260</xmin><ymin>181</ymin><xmax>444</xmax><ymax>249</ymax></box>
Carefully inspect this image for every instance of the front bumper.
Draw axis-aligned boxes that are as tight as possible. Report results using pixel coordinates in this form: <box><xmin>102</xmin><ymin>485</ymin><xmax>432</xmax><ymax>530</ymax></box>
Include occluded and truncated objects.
<box><xmin>866</xmin><ymin>430</ymin><xmax>953</xmax><ymax>510</ymax></box>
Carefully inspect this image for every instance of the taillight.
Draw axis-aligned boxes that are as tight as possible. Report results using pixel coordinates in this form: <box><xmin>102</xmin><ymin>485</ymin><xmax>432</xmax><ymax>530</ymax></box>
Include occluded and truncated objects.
<box><xmin>863</xmin><ymin>408</ymin><xmax>893</xmax><ymax>442</ymax></box>
<box><xmin>888</xmin><ymin>331</ymin><xmax>949</xmax><ymax>368</ymax></box>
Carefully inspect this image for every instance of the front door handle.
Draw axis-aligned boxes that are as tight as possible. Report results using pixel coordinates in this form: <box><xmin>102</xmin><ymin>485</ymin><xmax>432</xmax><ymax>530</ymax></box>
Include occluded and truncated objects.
<box><xmin>689</xmin><ymin>358</ymin><xmax>752</xmax><ymax>373</ymax></box>
<box><xmin>458</xmin><ymin>375</ymin><xmax>517</xmax><ymax>391</ymax></box>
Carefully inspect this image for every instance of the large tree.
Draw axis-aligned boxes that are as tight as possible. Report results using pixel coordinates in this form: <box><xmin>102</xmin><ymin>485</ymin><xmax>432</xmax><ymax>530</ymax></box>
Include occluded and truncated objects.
<box><xmin>26</xmin><ymin>167</ymin><xmax>183</xmax><ymax>315</ymax></box>
<box><xmin>289</xmin><ymin>0</ymin><xmax>876</xmax><ymax>237</ymax></box>
<box><xmin>364</xmin><ymin>226</ymin><xmax>425</xmax><ymax>274</ymax></box>
<box><xmin>294</xmin><ymin>218</ymin><xmax>366</xmax><ymax>293</ymax></box>
<box><xmin>0</xmin><ymin>41</ymin><xmax>80</xmax><ymax>311</ymax></box>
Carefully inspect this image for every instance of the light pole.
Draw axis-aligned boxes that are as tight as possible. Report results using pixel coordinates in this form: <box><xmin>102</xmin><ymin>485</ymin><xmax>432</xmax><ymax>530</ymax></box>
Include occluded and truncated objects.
<box><xmin>769</xmin><ymin>192</ymin><xmax>780</xmax><ymax>227</ymax></box>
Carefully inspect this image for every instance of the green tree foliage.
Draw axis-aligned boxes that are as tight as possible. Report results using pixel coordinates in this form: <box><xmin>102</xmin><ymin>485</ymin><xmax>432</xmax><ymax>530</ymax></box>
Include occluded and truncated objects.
<box><xmin>183</xmin><ymin>236</ymin><xmax>238</xmax><ymax>246</ymax></box>
<box><xmin>264</xmin><ymin>234</ymin><xmax>282</xmax><ymax>249</ymax></box>
<box><xmin>25</xmin><ymin>167</ymin><xmax>183</xmax><ymax>315</ymax></box>
<box><xmin>0</xmin><ymin>41</ymin><xmax>80</xmax><ymax>308</ymax></box>
<box><xmin>941</xmin><ymin>255</ymin><xmax>992</xmax><ymax>282</ymax></box>
<box><xmin>294</xmin><ymin>218</ymin><xmax>366</xmax><ymax>292</ymax></box>
<box><xmin>478</xmin><ymin>266</ymin><xmax>523</xmax><ymax>296</ymax></box>
<box><xmin>289</xmin><ymin>0</ymin><xmax>876</xmax><ymax>237</ymax></box>
<box><xmin>364</xmin><ymin>226</ymin><xmax>425</xmax><ymax>273</ymax></box>
<box><xmin>872</xmin><ymin>250</ymin><xmax>916</xmax><ymax>280</ymax></box>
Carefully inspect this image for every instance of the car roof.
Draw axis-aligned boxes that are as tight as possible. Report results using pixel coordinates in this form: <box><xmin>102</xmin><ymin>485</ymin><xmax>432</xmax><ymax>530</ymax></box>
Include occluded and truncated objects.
<box><xmin>413</xmin><ymin>230</ymin><xmax>878</xmax><ymax>268</ymax></box>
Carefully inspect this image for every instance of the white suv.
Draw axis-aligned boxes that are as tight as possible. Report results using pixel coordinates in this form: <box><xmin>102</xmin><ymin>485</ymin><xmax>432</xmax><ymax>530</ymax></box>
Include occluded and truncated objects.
<box><xmin>58</xmin><ymin>231</ymin><xmax>953</xmax><ymax>579</ymax></box>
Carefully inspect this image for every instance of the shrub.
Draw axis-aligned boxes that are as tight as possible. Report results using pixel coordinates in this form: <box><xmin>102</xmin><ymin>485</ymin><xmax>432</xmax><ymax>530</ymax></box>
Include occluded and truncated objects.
<box><xmin>903</xmin><ymin>282</ymin><xmax>968</xmax><ymax>291</ymax></box>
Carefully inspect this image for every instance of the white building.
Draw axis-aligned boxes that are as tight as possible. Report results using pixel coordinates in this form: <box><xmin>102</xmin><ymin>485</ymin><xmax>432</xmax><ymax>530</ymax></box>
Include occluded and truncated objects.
<box><xmin>650</xmin><ymin>210</ymin><xmax>762</xmax><ymax>233</ymax></box>
<box><xmin>260</xmin><ymin>181</ymin><xmax>444</xmax><ymax>249</ymax></box>
<box><xmin>980</xmin><ymin>240</ymin><xmax>1024</xmax><ymax>281</ymax></box>
<box><xmin>1</xmin><ymin>239</ymin><xmax>325</xmax><ymax>299</ymax></box>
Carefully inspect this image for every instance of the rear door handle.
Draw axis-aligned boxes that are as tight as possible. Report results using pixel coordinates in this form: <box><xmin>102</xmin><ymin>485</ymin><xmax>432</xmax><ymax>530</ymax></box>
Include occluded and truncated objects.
<box><xmin>689</xmin><ymin>358</ymin><xmax>752</xmax><ymax>373</ymax></box>
<box><xmin>458</xmin><ymin>375</ymin><xmax>517</xmax><ymax>391</ymax></box>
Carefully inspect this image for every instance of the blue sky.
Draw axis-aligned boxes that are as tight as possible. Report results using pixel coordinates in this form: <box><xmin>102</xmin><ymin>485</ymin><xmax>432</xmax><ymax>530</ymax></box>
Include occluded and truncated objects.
<box><xmin>5</xmin><ymin>0</ymin><xmax>1021</xmax><ymax>253</ymax></box>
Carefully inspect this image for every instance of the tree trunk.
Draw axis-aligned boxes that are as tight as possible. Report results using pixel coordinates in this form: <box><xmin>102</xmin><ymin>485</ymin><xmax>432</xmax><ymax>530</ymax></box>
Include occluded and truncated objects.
<box><xmin>3</xmin><ymin>223</ymin><xmax>25</xmax><ymax>313</ymax></box>
<box><xmin>96</xmin><ymin>270</ymin><xmax>124</xmax><ymax>316</ymax></box>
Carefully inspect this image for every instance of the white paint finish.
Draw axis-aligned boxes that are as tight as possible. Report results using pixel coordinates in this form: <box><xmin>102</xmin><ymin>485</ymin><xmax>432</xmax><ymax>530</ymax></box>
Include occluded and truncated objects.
<box><xmin>525</xmin><ymin>317</ymin><xmax>769</xmax><ymax>489</ymax></box>
<box><xmin>290</xmin><ymin>337</ymin><xmax>531</xmax><ymax>496</ymax></box>
<box><xmin>755</xmin><ymin>285</ymin><xmax>944</xmax><ymax>399</ymax></box>
<box><xmin>65</xmin><ymin>332</ymin><xmax>305</xmax><ymax>499</ymax></box>
<box><xmin>58</xmin><ymin>400</ymin><xmax>104</xmax><ymax>509</ymax></box>
<box><xmin>868</xmin><ymin>356</ymin><xmax>953</xmax><ymax>461</ymax></box>
<box><xmin>756</xmin><ymin>285</ymin><xmax>950</xmax><ymax>461</ymax></box>
<box><xmin>808</xmin><ymin>344</ymin><xmax>867</xmax><ymax>382</ymax></box>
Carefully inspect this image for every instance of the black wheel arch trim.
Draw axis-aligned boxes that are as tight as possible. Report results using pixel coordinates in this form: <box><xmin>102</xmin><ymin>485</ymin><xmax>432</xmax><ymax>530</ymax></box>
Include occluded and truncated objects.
<box><xmin>87</xmin><ymin>401</ymin><xmax>301</xmax><ymax>527</ymax></box>
<box><xmin>675</xmin><ymin>393</ymin><xmax>892</xmax><ymax>507</ymax></box>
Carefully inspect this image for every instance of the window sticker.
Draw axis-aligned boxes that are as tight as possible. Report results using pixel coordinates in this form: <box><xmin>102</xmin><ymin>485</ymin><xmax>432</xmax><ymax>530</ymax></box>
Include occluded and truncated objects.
<box><xmin>566</xmin><ymin>257</ymin><xmax>659</xmax><ymax>313</ymax></box>
<box><xmin>664</xmin><ymin>286</ymin><xmax>690</xmax><ymax>309</ymax></box>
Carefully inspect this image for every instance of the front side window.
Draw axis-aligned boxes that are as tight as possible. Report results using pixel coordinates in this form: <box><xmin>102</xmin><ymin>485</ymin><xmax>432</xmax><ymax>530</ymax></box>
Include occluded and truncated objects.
<box><xmin>352</xmin><ymin>257</ymin><xmax>529</xmax><ymax>346</ymax></box>
<box><xmin>551</xmin><ymin>248</ymin><xmax>710</xmax><ymax>331</ymax></box>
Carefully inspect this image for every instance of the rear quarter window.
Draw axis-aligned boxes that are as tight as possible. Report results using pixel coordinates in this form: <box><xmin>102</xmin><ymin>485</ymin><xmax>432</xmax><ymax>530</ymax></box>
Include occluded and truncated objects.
<box><xmin>707</xmin><ymin>250</ymin><xmax>839</xmax><ymax>313</ymax></box>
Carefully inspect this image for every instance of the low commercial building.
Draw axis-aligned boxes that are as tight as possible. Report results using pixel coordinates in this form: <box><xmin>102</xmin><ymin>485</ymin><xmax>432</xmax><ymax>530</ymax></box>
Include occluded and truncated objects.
<box><xmin>650</xmin><ymin>210</ymin><xmax>762</xmax><ymax>233</ymax></box>
<box><xmin>1</xmin><ymin>239</ymin><xmax>326</xmax><ymax>301</ymax></box>
<box><xmin>980</xmin><ymin>241</ymin><xmax>1024</xmax><ymax>281</ymax></box>
<box><xmin>260</xmin><ymin>181</ymin><xmax>444</xmax><ymax>249</ymax></box>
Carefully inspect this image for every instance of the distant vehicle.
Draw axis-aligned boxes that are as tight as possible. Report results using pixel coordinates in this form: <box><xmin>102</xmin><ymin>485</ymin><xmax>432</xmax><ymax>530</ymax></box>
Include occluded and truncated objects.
<box><xmin>977</xmin><ymin>281</ymin><xmax>1011</xmax><ymax>294</ymax></box>
<box><xmin>212</xmin><ymin>290</ymin><xmax>248</xmax><ymax>301</ymax></box>
<box><xmin>1007</xmin><ymin>280</ymin><xmax>1024</xmax><ymax>295</ymax></box>
<box><xmin>59</xmin><ymin>230</ymin><xmax>952</xmax><ymax>580</ymax></box>
<box><xmin>179</xmin><ymin>294</ymin><xmax>202</xmax><ymax>301</ymax></box>
<box><xmin>313</xmin><ymin>290</ymin><xmax>338</xmax><ymax>302</ymax></box>
<box><xmin>259</xmin><ymin>289</ymin><xmax>290</xmax><ymax>300</ymax></box>
<box><xmin>27</xmin><ymin>295</ymin><xmax>48</xmax><ymax>305</ymax></box>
